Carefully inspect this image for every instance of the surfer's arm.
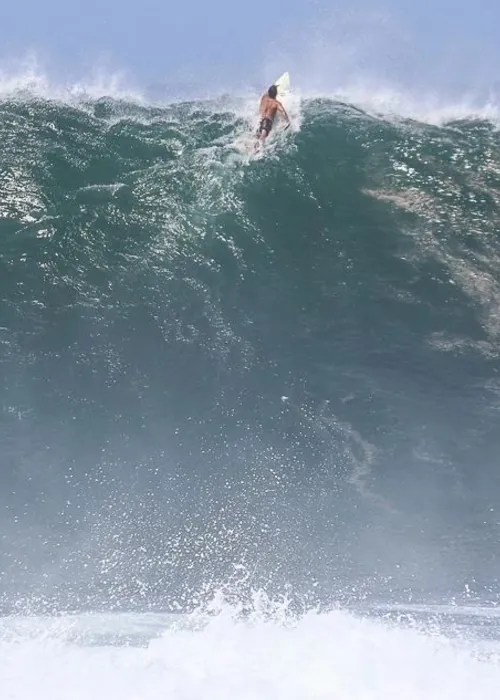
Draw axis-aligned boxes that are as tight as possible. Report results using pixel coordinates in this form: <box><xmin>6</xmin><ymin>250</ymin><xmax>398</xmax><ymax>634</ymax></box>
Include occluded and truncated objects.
<box><xmin>277</xmin><ymin>101</ymin><xmax>290</xmax><ymax>124</ymax></box>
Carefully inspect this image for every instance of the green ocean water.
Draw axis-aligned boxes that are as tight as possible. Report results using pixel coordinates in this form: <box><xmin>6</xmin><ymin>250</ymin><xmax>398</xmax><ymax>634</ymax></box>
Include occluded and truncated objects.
<box><xmin>1</xmin><ymin>94</ymin><xmax>500</xmax><ymax>611</ymax></box>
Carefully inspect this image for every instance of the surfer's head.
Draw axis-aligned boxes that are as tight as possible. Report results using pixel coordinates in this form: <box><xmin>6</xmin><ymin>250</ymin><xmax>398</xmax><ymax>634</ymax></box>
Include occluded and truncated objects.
<box><xmin>268</xmin><ymin>85</ymin><xmax>278</xmax><ymax>99</ymax></box>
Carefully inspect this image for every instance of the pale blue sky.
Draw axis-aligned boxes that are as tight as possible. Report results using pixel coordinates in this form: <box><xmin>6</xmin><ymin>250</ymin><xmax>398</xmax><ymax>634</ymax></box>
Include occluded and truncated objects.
<box><xmin>1</xmin><ymin>0</ymin><xmax>500</xmax><ymax>97</ymax></box>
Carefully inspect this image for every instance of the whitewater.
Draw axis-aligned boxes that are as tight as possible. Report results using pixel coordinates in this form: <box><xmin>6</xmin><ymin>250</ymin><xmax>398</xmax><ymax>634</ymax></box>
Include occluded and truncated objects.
<box><xmin>2</xmin><ymin>601</ymin><xmax>500</xmax><ymax>700</ymax></box>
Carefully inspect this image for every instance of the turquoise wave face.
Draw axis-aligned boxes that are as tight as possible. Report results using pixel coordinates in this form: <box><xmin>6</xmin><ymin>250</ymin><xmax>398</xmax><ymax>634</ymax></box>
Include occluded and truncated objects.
<box><xmin>1</xmin><ymin>96</ymin><xmax>499</xmax><ymax>611</ymax></box>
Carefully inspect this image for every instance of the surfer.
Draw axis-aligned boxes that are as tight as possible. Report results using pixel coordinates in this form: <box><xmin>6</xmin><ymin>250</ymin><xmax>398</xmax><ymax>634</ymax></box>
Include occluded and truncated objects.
<box><xmin>256</xmin><ymin>84</ymin><xmax>290</xmax><ymax>146</ymax></box>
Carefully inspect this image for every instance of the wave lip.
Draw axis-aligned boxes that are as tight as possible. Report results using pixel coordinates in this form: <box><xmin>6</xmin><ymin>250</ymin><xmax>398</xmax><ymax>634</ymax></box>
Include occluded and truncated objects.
<box><xmin>0</xmin><ymin>57</ymin><xmax>146</xmax><ymax>103</ymax></box>
<box><xmin>2</xmin><ymin>56</ymin><xmax>500</xmax><ymax>126</ymax></box>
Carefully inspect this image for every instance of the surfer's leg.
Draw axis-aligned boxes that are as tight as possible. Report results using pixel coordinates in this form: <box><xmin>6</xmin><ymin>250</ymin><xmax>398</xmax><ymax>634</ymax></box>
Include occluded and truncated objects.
<box><xmin>254</xmin><ymin>122</ymin><xmax>266</xmax><ymax>151</ymax></box>
<box><xmin>257</xmin><ymin>118</ymin><xmax>272</xmax><ymax>140</ymax></box>
<box><xmin>255</xmin><ymin>118</ymin><xmax>272</xmax><ymax>152</ymax></box>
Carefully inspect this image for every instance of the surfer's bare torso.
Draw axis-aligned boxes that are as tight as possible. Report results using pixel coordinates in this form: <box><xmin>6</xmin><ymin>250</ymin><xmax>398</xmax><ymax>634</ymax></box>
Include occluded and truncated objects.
<box><xmin>259</xmin><ymin>95</ymin><xmax>281</xmax><ymax>122</ymax></box>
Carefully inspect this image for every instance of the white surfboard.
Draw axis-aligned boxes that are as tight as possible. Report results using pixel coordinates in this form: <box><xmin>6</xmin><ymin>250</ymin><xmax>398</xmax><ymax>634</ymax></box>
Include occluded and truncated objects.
<box><xmin>273</xmin><ymin>72</ymin><xmax>290</xmax><ymax>98</ymax></box>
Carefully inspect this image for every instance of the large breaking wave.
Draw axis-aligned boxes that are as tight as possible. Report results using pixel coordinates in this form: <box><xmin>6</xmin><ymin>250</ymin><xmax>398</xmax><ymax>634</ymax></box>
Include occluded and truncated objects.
<box><xmin>1</xmin><ymin>79</ymin><xmax>500</xmax><ymax>613</ymax></box>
